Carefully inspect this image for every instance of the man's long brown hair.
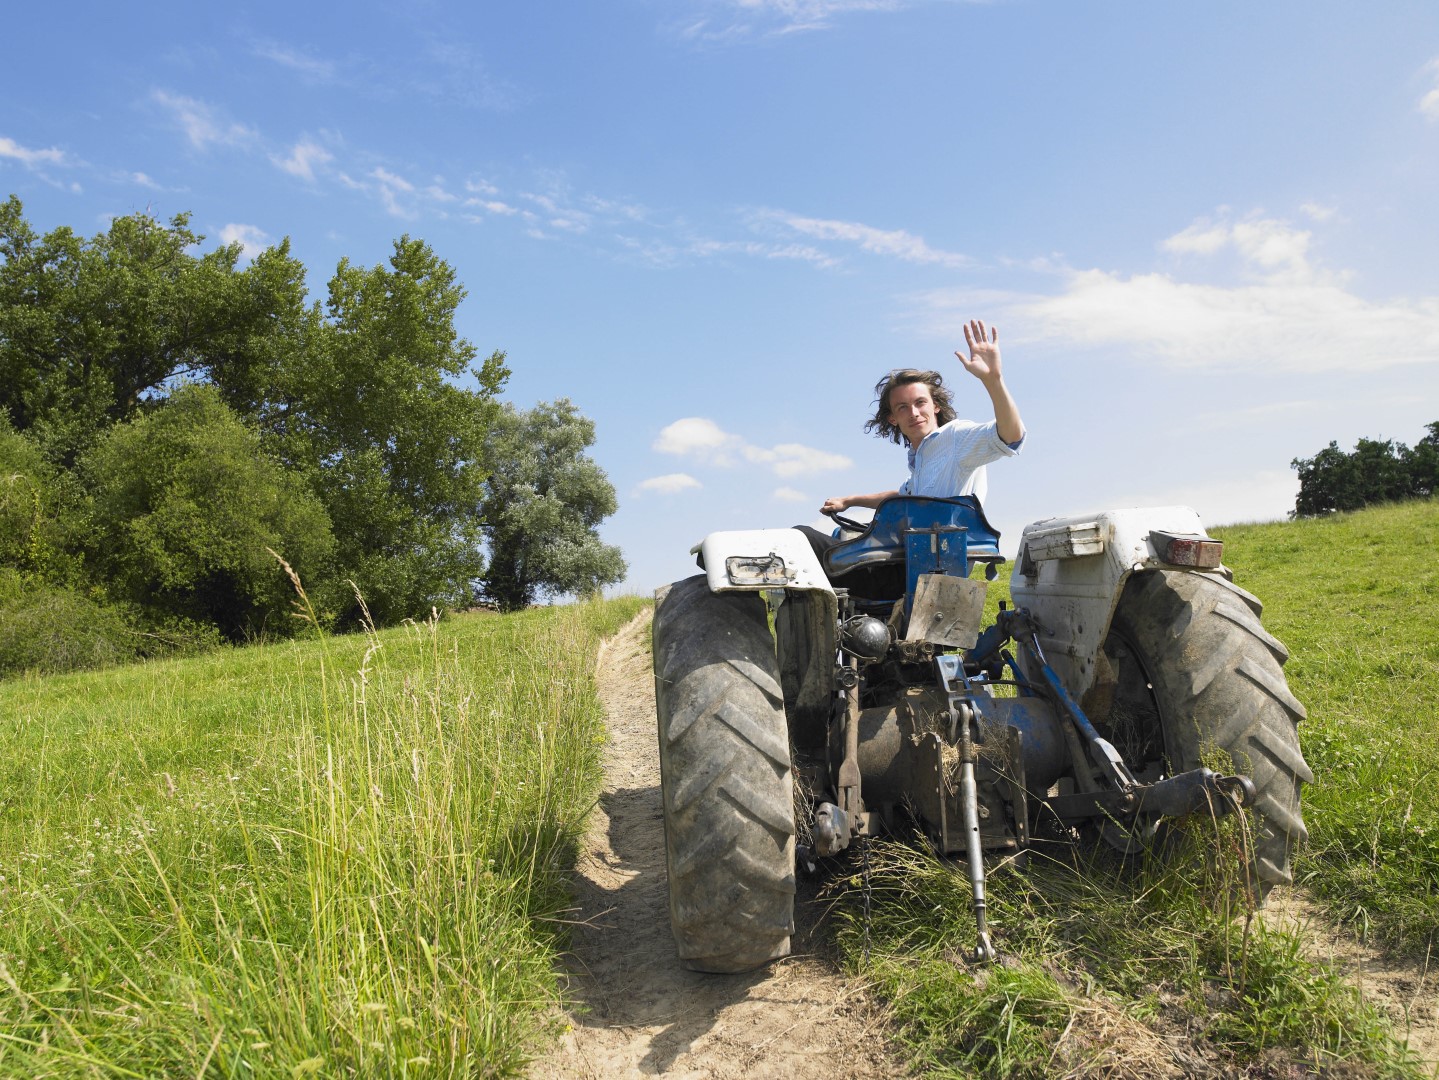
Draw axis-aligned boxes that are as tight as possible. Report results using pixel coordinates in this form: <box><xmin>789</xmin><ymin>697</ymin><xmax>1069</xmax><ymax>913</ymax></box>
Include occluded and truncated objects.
<box><xmin>864</xmin><ymin>369</ymin><xmax>957</xmax><ymax>445</ymax></box>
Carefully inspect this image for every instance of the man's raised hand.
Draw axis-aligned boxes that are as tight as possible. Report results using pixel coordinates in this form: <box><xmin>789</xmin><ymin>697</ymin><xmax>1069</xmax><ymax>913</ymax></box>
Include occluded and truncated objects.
<box><xmin>958</xmin><ymin>320</ymin><xmax>1002</xmax><ymax>384</ymax></box>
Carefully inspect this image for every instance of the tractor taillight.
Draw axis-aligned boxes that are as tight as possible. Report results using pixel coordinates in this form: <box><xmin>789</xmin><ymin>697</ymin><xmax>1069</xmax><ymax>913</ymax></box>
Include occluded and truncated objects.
<box><xmin>1150</xmin><ymin>531</ymin><xmax>1223</xmax><ymax>568</ymax></box>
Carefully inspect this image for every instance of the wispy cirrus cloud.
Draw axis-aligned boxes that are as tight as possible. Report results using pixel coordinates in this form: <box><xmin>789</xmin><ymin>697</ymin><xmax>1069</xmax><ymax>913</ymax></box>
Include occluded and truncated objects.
<box><xmin>655</xmin><ymin>417</ymin><xmax>851</xmax><ymax>477</ymax></box>
<box><xmin>409</xmin><ymin>39</ymin><xmax>522</xmax><ymax>112</ymax></box>
<box><xmin>0</xmin><ymin>136</ymin><xmax>69</xmax><ymax>169</ymax></box>
<box><xmin>272</xmin><ymin>138</ymin><xmax>335</xmax><ymax>182</ymax></box>
<box><xmin>253</xmin><ymin>40</ymin><xmax>337</xmax><ymax>82</ymax></box>
<box><xmin>151</xmin><ymin>90</ymin><xmax>258</xmax><ymax>150</ymax></box>
<box><xmin>675</xmin><ymin>0</ymin><xmax>908</xmax><ymax>41</ymax></box>
<box><xmin>754</xmin><ymin>209</ymin><xmax>969</xmax><ymax>269</ymax></box>
<box><xmin>916</xmin><ymin>209</ymin><xmax>1439</xmax><ymax>375</ymax></box>
<box><xmin>0</xmin><ymin>135</ymin><xmax>82</xmax><ymax>192</ymax></box>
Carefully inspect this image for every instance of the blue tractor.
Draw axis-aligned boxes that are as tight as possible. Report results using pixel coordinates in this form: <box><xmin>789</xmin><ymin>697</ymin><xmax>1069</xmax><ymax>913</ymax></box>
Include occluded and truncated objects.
<box><xmin>653</xmin><ymin>497</ymin><xmax>1311</xmax><ymax>972</ymax></box>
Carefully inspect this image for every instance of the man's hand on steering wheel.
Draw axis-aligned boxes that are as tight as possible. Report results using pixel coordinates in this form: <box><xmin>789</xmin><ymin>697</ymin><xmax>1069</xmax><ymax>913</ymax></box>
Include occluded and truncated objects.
<box><xmin>823</xmin><ymin>507</ymin><xmax>870</xmax><ymax>533</ymax></box>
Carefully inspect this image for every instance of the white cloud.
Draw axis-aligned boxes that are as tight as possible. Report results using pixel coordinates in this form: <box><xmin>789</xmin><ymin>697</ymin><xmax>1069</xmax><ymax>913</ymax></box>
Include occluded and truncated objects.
<box><xmin>0</xmin><ymin>136</ymin><xmax>68</xmax><ymax>168</ymax></box>
<box><xmin>687</xmin><ymin>237</ymin><xmax>841</xmax><ymax>269</ymax></box>
<box><xmin>1300</xmin><ymin>202</ymin><xmax>1338</xmax><ymax>222</ymax></box>
<box><xmin>774</xmin><ymin>211</ymin><xmax>968</xmax><ymax>268</ymax></box>
<box><xmin>152</xmin><ymin>90</ymin><xmax>257</xmax><ymax>150</ymax></box>
<box><xmin>678</xmin><ymin>0</ymin><xmax>904</xmax><ymax>40</ymax></box>
<box><xmin>370</xmin><ymin>167</ymin><xmax>418</xmax><ymax>218</ymax></box>
<box><xmin>1162</xmin><ymin>220</ymin><xmax>1230</xmax><ymax>257</ymax></box>
<box><xmin>254</xmin><ymin>41</ymin><xmax>337</xmax><ymax>82</ymax></box>
<box><xmin>654</xmin><ymin>417</ymin><xmax>736</xmax><ymax>458</ymax></box>
<box><xmin>920</xmin><ymin>211</ymin><xmax>1439</xmax><ymax>375</ymax></box>
<box><xmin>465</xmin><ymin>199</ymin><xmax>518</xmax><ymax>216</ymax></box>
<box><xmin>217</xmin><ymin>223</ymin><xmax>271</xmax><ymax>261</ymax></box>
<box><xmin>1420</xmin><ymin>57</ymin><xmax>1439</xmax><ymax>121</ymax></box>
<box><xmin>636</xmin><ymin>473</ymin><xmax>703</xmax><ymax>496</ymax></box>
<box><xmin>747</xmin><ymin>443</ymin><xmax>852</xmax><ymax>477</ymax></box>
<box><xmin>273</xmin><ymin>139</ymin><xmax>334</xmax><ymax>182</ymax></box>
<box><xmin>1161</xmin><ymin>212</ymin><xmax>1314</xmax><ymax>280</ymax></box>
<box><xmin>654</xmin><ymin>417</ymin><xmax>852</xmax><ymax>476</ymax></box>
<box><xmin>772</xmin><ymin>486</ymin><xmax>811</xmax><ymax>503</ymax></box>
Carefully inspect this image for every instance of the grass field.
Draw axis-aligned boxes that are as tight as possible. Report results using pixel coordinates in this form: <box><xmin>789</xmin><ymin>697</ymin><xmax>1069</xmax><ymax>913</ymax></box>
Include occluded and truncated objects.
<box><xmin>1215</xmin><ymin>500</ymin><xmax>1439</xmax><ymax>953</ymax></box>
<box><xmin>0</xmin><ymin>595</ymin><xmax>645</xmax><ymax>1077</ymax></box>
<box><xmin>1</xmin><ymin>499</ymin><xmax>1433</xmax><ymax>1078</ymax></box>
<box><xmin>828</xmin><ymin>498</ymin><xmax>1438</xmax><ymax>1078</ymax></box>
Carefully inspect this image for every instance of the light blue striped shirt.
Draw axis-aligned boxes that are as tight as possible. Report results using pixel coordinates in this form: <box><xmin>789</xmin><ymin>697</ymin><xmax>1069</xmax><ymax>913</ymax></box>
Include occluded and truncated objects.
<box><xmin>898</xmin><ymin>419</ymin><xmax>1025</xmax><ymax>505</ymax></box>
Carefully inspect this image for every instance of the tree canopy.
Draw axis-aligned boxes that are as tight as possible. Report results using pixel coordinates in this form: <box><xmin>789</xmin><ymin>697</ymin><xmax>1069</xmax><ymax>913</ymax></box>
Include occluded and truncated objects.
<box><xmin>479</xmin><ymin>400</ymin><xmax>627</xmax><ymax>612</ymax></box>
<box><xmin>1291</xmin><ymin>422</ymin><xmax>1439</xmax><ymax>516</ymax></box>
<box><xmin>81</xmin><ymin>383</ymin><xmax>336</xmax><ymax>638</ymax></box>
<box><xmin>0</xmin><ymin>196</ymin><xmax>625</xmax><ymax>672</ymax></box>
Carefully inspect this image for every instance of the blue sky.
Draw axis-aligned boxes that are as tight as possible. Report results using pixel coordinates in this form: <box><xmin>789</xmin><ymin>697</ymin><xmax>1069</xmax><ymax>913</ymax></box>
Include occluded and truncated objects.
<box><xmin>6</xmin><ymin>0</ymin><xmax>1439</xmax><ymax>595</ymax></box>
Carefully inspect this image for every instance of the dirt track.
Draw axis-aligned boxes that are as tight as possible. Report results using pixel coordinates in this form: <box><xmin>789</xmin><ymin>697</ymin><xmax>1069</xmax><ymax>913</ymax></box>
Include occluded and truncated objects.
<box><xmin>530</xmin><ymin>608</ymin><xmax>904</xmax><ymax>1080</ymax></box>
<box><xmin>532</xmin><ymin>608</ymin><xmax>1438</xmax><ymax>1078</ymax></box>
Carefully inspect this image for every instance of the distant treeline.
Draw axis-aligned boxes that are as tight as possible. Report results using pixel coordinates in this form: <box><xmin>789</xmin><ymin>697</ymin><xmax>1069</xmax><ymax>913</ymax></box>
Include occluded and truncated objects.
<box><xmin>1291</xmin><ymin>421</ymin><xmax>1438</xmax><ymax>517</ymax></box>
<box><xmin>0</xmin><ymin>196</ymin><xmax>625</xmax><ymax>676</ymax></box>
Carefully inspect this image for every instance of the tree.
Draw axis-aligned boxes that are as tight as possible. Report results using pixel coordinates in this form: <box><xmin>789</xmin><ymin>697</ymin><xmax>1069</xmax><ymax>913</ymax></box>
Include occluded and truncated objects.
<box><xmin>1</xmin><ymin>200</ymin><xmax>515</xmax><ymax>628</ymax></box>
<box><xmin>269</xmin><ymin>237</ymin><xmax>510</xmax><ymax>624</ymax></box>
<box><xmin>0</xmin><ymin>413</ymin><xmax>82</xmax><ymax>583</ymax></box>
<box><xmin>81</xmin><ymin>384</ymin><xmax>335</xmax><ymax>639</ymax></box>
<box><xmin>478</xmin><ymin>399</ymin><xmax>627</xmax><ymax>611</ymax></box>
<box><xmin>0</xmin><ymin>196</ymin><xmax>312</xmax><ymax>467</ymax></box>
<box><xmin>1401</xmin><ymin>422</ymin><xmax>1439</xmax><ymax>498</ymax></box>
<box><xmin>1291</xmin><ymin>422</ymin><xmax>1439</xmax><ymax>516</ymax></box>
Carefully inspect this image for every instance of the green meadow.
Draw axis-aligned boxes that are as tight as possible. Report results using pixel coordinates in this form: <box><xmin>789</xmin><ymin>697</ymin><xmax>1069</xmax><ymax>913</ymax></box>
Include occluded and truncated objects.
<box><xmin>0</xmin><ymin>597</ymin><xmax>644</xmax><ymax>1077</ymax></box>
<box><xmin>1</xmin><ymin>499</ymin><xmax>1434</xmax><ymax>1078</ymax></box>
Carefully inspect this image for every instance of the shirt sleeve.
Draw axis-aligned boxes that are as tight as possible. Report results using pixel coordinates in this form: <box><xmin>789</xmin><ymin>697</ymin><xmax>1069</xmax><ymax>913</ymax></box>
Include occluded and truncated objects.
<box><xmin>942</xmin><ymin>419</ymin><xmax>1023</xmax><ymax>464</ymax></box>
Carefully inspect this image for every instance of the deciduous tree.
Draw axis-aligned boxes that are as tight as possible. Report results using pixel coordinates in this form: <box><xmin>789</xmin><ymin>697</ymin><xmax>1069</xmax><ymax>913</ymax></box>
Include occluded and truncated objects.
<box><xmin>479</xmin><ymin>400</ymin><xmax>626</xmax><ymax>611</ymax></box>
<box><xmin>1291</xmin><ymin>422</ymin><xmax>1439</xmax><ymax>515</ymax></box>
<box><xmin>81</xmin><ymin>384</ymin><xmax>335</xmax><ymax>639</ymax></box>
<box><xmin>0</xmin><ymin>196</ymin><xmax>312</xmax><ymax>467</ymax></box>
<box><xmin>273</xmin><ymin>237</ymin><xmax>510</xmax><ymax>623</ymax></box>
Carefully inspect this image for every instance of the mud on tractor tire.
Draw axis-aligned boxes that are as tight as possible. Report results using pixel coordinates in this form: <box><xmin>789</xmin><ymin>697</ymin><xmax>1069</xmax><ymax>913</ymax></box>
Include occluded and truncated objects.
<box><xmin>1093</xmin><ymin>569</ymin><xmax>1313</xmax><ymax>900</ymax></box>
<box><xmin>653</xmin><ymin>576</ymin><xmax>796</xmax><ymax>973</ymax></box>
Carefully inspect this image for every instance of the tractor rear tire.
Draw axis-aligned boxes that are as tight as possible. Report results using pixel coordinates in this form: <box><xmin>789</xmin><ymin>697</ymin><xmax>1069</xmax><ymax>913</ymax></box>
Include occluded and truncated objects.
<box><xmin>652</xmin><ymin>575</ymin><xmax>796</xmax><ymax>972</ymax></box>
<box><xmin>1097</xmin><ymin>569</ymin><xmax>1313</xmax><ymax>900</ymax></box>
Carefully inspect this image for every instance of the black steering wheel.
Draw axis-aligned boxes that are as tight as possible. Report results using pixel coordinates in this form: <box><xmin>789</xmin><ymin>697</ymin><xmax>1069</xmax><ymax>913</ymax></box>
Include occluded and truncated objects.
<box><xmin>824</xmin><ymin>509</ymin><xmax>870</xmax><ymax>534</ymax></box>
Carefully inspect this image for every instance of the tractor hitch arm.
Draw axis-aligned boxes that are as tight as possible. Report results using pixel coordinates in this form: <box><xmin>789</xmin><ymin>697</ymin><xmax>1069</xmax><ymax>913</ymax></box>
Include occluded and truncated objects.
<box><xmin>1045</xmin><ymin>767</ymin><xmax>1256</xmax><ymax>825</ymax></box>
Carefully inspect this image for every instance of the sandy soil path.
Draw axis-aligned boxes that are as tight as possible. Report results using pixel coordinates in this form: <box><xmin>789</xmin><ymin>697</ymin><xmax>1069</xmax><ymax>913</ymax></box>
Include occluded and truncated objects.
<box><xmin>530</xmin><ymin>609</ymin><xmax>906</xmax><ymax>1080</ymax></box>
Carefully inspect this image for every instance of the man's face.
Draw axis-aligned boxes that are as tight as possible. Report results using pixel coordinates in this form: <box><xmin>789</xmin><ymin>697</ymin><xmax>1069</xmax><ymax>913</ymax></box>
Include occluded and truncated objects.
<box><xmin>887</xmin><ymin>381</ymin><xmax>937</xmax><ymax>444</ymax></box>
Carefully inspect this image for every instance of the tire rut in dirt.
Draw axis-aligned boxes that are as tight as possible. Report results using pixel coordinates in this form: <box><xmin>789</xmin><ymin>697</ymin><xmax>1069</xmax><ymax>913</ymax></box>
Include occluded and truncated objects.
<box><xmin>1097</xmin><ymin>569</ymin><xmax>1313</xmax><ymax>898</ymax></box>
<box><xmin>653</xmin><ymin>575</ymin><xmax>796</xmax><ymax>973</ymax></box>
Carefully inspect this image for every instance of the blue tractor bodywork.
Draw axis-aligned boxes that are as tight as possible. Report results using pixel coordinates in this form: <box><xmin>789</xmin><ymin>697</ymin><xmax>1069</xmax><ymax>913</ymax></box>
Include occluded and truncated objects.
<box><xmin>824</xmin><ymin>495</ymin><xmax>1003</xmax><ymax>580</ymax></box>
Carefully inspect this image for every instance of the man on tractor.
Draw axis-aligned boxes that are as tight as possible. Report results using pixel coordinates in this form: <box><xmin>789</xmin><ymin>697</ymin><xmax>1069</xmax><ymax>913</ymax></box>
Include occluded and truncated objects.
<box><xmin>800</xmin><ymin>319</ymin><xmax>1025</xmax><ymax>561</ymax></box>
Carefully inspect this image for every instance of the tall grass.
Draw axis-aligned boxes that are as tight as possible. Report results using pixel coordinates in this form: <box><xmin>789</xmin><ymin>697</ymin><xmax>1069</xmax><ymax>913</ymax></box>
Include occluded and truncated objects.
<box><xmin>0</xmin><ymin>595</ymin><xmax>645</xmax><ymax>1077</ymax></box>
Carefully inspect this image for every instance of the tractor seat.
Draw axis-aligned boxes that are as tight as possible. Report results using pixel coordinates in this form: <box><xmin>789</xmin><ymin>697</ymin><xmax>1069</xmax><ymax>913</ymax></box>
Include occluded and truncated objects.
<box><xmin>825</xmin><ymin>495</ymin><xmax>1003</xmax><ymax>587</ymax></box>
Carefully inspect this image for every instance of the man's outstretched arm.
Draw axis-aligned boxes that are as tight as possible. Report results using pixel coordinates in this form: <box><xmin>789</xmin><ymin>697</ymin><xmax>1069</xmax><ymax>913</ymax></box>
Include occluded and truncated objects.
<box><xmin>958</xmin><ymin>319</ymin><xmax>1024</xmax><ymax>445</ymax></box>
<box><xmin>821</xmin><ymin>491</ymin><xmax>899</xmax><ymax>514</ymax></box>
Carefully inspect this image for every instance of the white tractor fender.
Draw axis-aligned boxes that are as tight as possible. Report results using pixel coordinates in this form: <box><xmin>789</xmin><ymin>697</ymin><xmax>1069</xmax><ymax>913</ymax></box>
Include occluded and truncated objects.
<box><xmin>693</xmin><ymin>528</ymin><xmax>835</xmax><ymax>595</ymax></box>
<box><xmin>1008</xmin><ymin>506</ymin><xmax>1225</xmax><ymax>701</ymax></box>
<box><xmin>691</xmin><ymin>529</ymin><xmax>838</xmax><ymax>746</ymax></box>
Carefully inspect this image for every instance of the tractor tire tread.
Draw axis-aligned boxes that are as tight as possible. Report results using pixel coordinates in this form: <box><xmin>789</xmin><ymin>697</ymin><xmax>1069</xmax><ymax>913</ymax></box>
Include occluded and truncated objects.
<box><xmin>1112</xmin><ymin>570</ymin><xmax>1311</xmax><ymax>896</ymax></box>
<box><xmin>653</xmin><ymin>575</ymin><xmax>796</xmax><ymax>973</ymax></box>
